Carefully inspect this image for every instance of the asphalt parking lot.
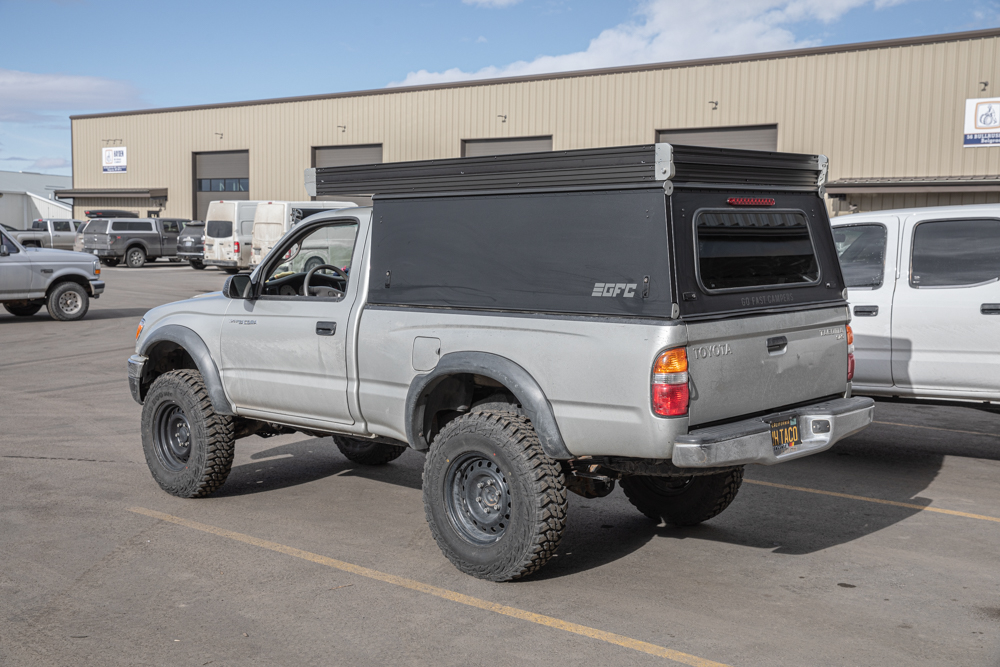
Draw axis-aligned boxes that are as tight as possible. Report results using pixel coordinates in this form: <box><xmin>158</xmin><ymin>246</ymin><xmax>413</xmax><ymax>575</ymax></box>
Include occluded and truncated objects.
<box><xmin>2</xmin><ymin>263</ymin><xmax>999</xmax><ymax>667</ymax></box>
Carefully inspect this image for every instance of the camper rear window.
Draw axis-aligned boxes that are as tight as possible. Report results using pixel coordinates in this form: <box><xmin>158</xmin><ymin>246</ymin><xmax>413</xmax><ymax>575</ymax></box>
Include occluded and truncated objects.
<box><xmin>206</xmin><ymin>221</ymin><xmax>233</xmax><ymax>238</ymax></box>
<box><xmin>695</xmin><ymin>210</ymin><xmax>819</xmax><ymax>291</ymax></box>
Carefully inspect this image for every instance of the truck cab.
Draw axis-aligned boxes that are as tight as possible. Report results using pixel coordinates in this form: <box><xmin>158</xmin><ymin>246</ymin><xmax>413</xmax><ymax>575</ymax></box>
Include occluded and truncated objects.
<box><xmin>833</xmin><ymin>204</ymin><xmax>1000</xmax><ymax>402</ymax></box>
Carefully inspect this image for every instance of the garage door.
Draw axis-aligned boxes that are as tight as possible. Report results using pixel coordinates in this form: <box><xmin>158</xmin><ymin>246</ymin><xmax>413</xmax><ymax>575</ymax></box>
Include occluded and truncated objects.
<box><xmin>313</xmin><ymin>144</ymin><xmax>383</xmax><ymax>169</ymax></box>
<box><xmin>656</xmin><ymin>125</ymin><xmax>778</xmax><ymax>151</ymax></box>
<box><xmin>312</xmin><ymin>145</ymin><xmax>383</xmax><ymax>204</ymax></box>
<box><xmin>194</xmin><ymin>150</ymin><xmax>249</xmax><ymax>221</ymax></box>
<box><xmin>462</xmin><ymin>136</ymin><xmax>553</xmax><ymax>158</ymax></box>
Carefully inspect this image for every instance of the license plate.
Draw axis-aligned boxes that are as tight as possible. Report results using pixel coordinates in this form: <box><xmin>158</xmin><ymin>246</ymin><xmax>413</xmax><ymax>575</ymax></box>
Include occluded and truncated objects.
<box><xmin>769</xmin><ymin>417</ymin><xmax>801</xmax><ymax>455</ymax></box>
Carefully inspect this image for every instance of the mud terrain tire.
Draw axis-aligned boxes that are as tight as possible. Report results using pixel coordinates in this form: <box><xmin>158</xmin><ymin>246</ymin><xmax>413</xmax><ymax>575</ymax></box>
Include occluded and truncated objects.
<box><xmin>141</xmin><ymin>369</ymin><xmax>235</xmax><ymax>498</ymax></box>
<box><xmin>422</xmin><ymin>410</ymin><xmax>567</xmax><ymax>581</ymax></box>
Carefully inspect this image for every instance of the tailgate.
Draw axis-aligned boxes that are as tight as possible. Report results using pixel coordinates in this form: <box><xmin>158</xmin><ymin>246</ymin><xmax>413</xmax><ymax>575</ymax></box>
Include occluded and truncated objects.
<box><xmin>686</xmin><ymin>306</ymin><xmax>849</xmax><ymax>425</ymax></box>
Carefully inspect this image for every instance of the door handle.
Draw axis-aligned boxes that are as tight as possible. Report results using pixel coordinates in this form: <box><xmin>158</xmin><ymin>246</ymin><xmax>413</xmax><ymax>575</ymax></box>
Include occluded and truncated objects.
<box><xmin>315</xmin><ymin>321</ymin><xmax>337</xmax><ymax>336</ymax></box>
<box><xmin>853</xmin><ymin>305</ymin><xmax>878</xmax><ymax>317</ymax></box>
<box><xmin>982</xmin><ymin>304</ymin><xmax>1000</xmax><ymax>315</ymax></box>
<box><xmin>766</xmin><ymin>336</ymin><xmax>787</xmax><ymax>355</ymax></box>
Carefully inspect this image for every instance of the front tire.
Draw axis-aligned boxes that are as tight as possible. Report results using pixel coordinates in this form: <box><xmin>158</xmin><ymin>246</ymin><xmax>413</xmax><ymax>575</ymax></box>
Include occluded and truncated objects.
<box><xmin>4</xmin><ymin>301</ymin><xmax>43</xmax><ymax>317</ymax></box>
<box><xmin>141</xmin><ymin>369</ymin><xmax>235</xmax><ymax>498</ymax></box>
<box><xmin>620</xmin><ymin>468</ymin><xmax>744</xmax><ymax>526</ymax></box>
<box><xmin>101</xmin><ymin>258</ymin><xmax>120</xmax><ymax>267</ymax></box>
<box><xmin>422</xmin><ymin>410</ymin><xmax>567</xmax><ymax>581</ymax></box>
<box><xmin>334</xmin><ymin>436</ymin><xmax>407</xmax><ymax>465</ymax></box>
<box><xmin>46</xmin><ymin>282</ymin><xmax>89</xmax><ymax>321</ymax></box>
<box><xmin>126</xmin><ymin>246</ymin><xmax>146</xmax><ymax>268</ymax></box>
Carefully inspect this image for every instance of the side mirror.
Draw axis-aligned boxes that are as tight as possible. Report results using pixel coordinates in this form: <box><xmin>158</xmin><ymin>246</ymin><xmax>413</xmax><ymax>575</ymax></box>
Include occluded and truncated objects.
<box><xmin>223</xmin><ymin>273</ymin><xmax>253</xmax><ymax>299</ymax></box>
<box><xmin>0</xmin><ymin>245</ymin><xmax>8</xmax><ymax>257</ymax></box>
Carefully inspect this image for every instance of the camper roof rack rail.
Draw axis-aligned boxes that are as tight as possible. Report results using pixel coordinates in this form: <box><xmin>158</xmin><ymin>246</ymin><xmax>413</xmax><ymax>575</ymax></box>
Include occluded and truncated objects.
<box><xmin>306</xmin><ymin>143</ymin><xmax>828</xmax><ymax>198</ymax></box>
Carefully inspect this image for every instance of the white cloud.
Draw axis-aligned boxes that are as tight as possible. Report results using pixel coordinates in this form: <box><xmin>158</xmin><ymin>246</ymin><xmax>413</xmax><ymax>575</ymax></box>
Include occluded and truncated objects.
<box><xmin>462</xmin><ymin>0</ymin><xmax>523</xmax><ymax>7</ymax></box>
<box><xmin>477</xmin><ymin>35</ymin><xmax>488</xmax><ymax>43</ymax></box>
<box><xmin>0</xmin><ymin>68</ymin><xmax>142</xmax><ymax>123</ymax></box>
<box><xmin>392</xmin><ymin>0</ymin><xmax>909</xmax><ymax>87</ymax></box>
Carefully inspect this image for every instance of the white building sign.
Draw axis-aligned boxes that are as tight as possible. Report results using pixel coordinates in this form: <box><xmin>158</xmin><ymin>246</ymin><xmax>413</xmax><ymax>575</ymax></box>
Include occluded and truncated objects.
<box><xmin>964</xmin><ymin>98</ymin><xmax>1000</xmax><ymax>147</ymax></box>
<box><xmin>102</xmin><ymin>146</ymin><xmax>127</xmax><ymax>172</ymax></box>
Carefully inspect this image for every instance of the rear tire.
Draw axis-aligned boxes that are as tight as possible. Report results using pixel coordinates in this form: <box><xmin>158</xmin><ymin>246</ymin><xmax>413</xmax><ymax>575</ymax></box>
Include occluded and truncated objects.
<box><xmin>422</xmin><ymin>410</ymin><xmax>567</xmax><ymax>581</ymax></box>
<box><xmin>223</xmin><ymin>267</ymin><xmax>240</xmax><ymax>275</ymax></box>
<box><xmin>189</xmin><ymin>259</ymin><xmax>205</xmax><ymax>270</ymax></box>
<box><xmin>620</xmin><ymin>468</ymin><xmax>744</xmax><ymax>526</ymax></box>
<box><xmin>4</xmin><ymin>301</ymin><xmax>43</xmax><ymax>317</ymax></box>
<box><xmin>101</xmin><ymin>258</ymin><xmax>119</xmax><ymax>267</ymax></box>
<box><xmin>126</xmin><ymin>246</ymin><xmax>146</xmax><ymax>268</ymax></box>
<box><xmin>46</xmin><ymin>282</ymin><xmax>89</xmax><ymax>321</ymax></box>
<box><xmin>141</xmin><ymin>369</ymin><xmax>235</xmax><ymax>498</ymax></box>
<box><xmin>333</xmin><ymin>436</ymin><xmax>407</xmax><ymax>465</ymax></box>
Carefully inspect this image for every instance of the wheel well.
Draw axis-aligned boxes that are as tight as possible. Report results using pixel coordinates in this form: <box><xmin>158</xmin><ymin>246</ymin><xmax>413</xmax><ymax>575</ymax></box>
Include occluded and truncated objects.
<box><xmin>140</xmin><ymin>341</ymin><xmax>197</xmax><ymax>400</ymax></box>
<box><xmin>420</xmin><ymin>373</ymin><xmax>519</xmax><ymax>447</ymax></box>
<box><xmin>47</xmin><ymin>274</ymin><xmax>92</xmax><ymax>296</ymax></box>
<box><xmin>126</xmin><ymin>243</ymin><xmax>146</xmax><ymax>255</ymax></box>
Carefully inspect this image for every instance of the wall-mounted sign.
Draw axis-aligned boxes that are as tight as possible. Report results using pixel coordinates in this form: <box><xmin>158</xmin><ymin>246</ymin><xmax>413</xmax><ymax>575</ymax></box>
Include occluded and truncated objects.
<box><xmin>964</xmin><ymin>98</ymin><xmax>1000</xmax><ymax>147</ymax></box>
<box><xmin>102</xmin><ymin>146</ymin><xmax>127</xmax><ymax>172</ymax></box>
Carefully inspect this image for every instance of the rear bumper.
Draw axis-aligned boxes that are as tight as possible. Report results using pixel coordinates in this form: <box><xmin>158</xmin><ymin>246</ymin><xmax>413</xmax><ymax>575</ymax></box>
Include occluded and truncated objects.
<box><xmin>671</xmin><ymin>396</ymin><xmax>874</xmax><ymax>468</ymax></box>
<box><xmin>127</xmin><ymin>354</ymin><xmax>146</xmax><ymax>404</ymax></box>
<box><xmin>86</xmin><ymin>248</ymin><xmax>117</xmax><ymax>257</ymax></box>
<box><xmin>177</xmin><ymin>251</ymin><xmax>203</xmax><ymax>260</ymax></box>
<box><xmin>204</xmin><ymin>259</ymin><xmax>238</xmax><ymax>267</ymax></box>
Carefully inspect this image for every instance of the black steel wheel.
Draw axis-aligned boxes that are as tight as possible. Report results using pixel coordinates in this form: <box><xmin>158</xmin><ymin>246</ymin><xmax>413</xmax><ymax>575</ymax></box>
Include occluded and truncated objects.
<box><xmin>152</xmin><ymin>401</ymin><xmax>194</xmax><ymax>471</ymax></box>
<box><xmin>422</xmin><ymin>410</ymin><xmax>567</xmax><ymax>581</ymax></box>
<box><xmin>620</xmin><ymin>468</ymin><xmax>744</xmax><ymax>526</ymax></box>
<box><xmin>141</xmin><ymin>369</ymin><xmax>235</xmax><ymax>498</ymax></box>
<box><xmin>46</xmin><ymin>282</ymin><xmax>89</xmax><ymax>321</ymax></box>
<box><xmin>333</xmin><ymin>436</ymin><xmax>406</xmax><ymax>465</ymax></box>
<box><xmin>126</xmin><ymin>246</ymin><xmax>146</xmax><ymax>268</ymax></box>
<box><xmin>444</xmin><ymin>452</ymin><xmax>512</xmax><ymax>545</ymax></box>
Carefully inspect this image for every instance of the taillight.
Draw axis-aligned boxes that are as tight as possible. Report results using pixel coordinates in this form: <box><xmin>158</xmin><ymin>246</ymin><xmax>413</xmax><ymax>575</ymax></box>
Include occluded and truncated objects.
<box><xmin>234</xmin><ymin>241</ymin><xmax>240</xmax><ymax>254</ymax></box>
<box><xmin>652</xmin><ymin>347</ymin><xmax>689</xmax><ymax>416</ymax></box>
<box><xmin>846</xmin><ymin>325</ymin><xmax>855</xmax><ymax>381</ymax></box>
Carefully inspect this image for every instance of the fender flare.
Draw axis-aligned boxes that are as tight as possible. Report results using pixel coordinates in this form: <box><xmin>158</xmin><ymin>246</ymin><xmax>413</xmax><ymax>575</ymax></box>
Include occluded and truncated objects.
<box><xmin>139</xmin><ymin>324</ymin><xmax>234</xmax><ymax>416</ymax></box>
<box><xmin>405</xmin><ymin>351</ymin><xmax>573</xmax><ymax>459</ymax></box>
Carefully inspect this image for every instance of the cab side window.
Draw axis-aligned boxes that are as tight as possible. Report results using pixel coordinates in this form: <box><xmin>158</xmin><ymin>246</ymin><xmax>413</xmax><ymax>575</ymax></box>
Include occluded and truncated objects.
<box><xmin>161</xmin><ymin>220</ymin><xmax>180</xmax><ymax>234</ymax></box>
<box><xmin>52</xmin><ymin>220</ymin><xmax>72</xmax><ymax>232</ymax></box>
<box><xmin>834</xmin><ymin>224</ymin><xmax>887</xmax><ymax>289</ymax></box>
<box><xmin>910</xmin><ymin>219</ymin><xmax>1000</xmax><ymax>287</ymax></box>
<box><xmin>263</xmin><ymin>222</ymin><xmax>359</xmax><ymax>298</ymax></box>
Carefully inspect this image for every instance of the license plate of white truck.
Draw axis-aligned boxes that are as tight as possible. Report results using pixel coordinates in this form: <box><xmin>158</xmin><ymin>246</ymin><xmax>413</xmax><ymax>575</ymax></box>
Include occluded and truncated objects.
<box><xmin>770</xmin><ymin>417</ymin><xmax>801</xmax><ymax>454</ymax></box>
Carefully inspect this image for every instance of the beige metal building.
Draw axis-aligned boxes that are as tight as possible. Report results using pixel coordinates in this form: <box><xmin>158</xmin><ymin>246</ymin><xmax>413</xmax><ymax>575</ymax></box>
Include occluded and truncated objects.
<box><xmin>63</xmin><ymin>28</ymin><xmax>1000</xmax><ymax>220</ymax></box>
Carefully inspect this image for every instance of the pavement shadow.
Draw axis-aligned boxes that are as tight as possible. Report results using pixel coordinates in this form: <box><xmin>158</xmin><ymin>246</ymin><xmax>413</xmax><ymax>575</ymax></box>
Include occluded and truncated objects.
<box><xmin>213</xmin><ymin>437</ymin><xmax>423</xmax><ymax>498</ymax></box>
<box><xmin>0</xmin><ymin>306</ymin><xmax>150</xmax><ymax>323</ymax></box>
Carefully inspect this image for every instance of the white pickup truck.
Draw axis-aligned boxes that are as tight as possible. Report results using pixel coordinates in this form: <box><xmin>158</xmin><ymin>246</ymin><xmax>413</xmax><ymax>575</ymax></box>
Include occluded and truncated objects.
<box><xmin>832</xmin><ymin>203</ymin><xmax>1000</xmax><ymax>403</ymax></box>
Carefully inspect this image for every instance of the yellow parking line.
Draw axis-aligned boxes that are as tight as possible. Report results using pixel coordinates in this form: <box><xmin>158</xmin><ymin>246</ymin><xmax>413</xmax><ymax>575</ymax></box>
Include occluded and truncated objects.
<box><xmin>128</xmin><ymin>507</ymin><xmax>728</xmax><ymax>667</ymax></box>
<box><xmin>873</xmin><ymin>420</ymin><xmax>999</xmax><ymax>439</ymax></box>
<box><xmin>744</xmin><ymin>480</ymin><xmax>1000</xmax><ymax>523</ymax></box>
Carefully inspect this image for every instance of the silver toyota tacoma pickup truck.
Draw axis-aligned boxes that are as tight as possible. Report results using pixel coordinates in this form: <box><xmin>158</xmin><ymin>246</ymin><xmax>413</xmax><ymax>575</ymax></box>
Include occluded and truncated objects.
<box><xmin>128</xmin><ymin>144</ymin><xmax>874</xmax><ymax>581</ymax></box>
<box><xmin>1</xmin><ymin>228</ymin><xmax>105</xmax><ymax>320</ymax></box>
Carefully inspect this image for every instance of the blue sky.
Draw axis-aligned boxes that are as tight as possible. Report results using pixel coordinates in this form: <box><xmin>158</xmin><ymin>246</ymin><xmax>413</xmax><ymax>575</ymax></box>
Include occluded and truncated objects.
<box><xmin>1</xmin><ymin>0</ymin><xmax>998</xmax><ymax>175</ymax></box>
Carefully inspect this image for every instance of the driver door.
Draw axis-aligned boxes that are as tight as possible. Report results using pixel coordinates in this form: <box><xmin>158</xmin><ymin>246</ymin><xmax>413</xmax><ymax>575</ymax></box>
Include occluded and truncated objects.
<box><xmin>220</xmin><ymin>218</ymin><xmax>364</xmax><ymax>426</ymax></box>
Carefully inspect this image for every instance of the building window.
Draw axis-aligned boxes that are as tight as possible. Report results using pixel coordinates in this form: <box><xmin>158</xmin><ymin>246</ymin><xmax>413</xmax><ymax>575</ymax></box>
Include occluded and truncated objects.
<box><xmin>198</xmin><ymin>178</ymin><xmax>248</xmax><ymax>192</ymax></box>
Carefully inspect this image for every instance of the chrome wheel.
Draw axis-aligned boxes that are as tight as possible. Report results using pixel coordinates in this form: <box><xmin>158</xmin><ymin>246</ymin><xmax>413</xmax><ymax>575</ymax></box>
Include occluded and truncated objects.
<box><xmin>57</xmin><ymin>289</ymin><xmax>82</xmax><ymax>315</ymax></box>
<box><xmin>445</xmin><ymin>453</ymin><xmax>511</xmax><ymax>545</ymax></box>
<box><xmin>153</xmin><ymin>402</ymin><xmax>193</xmax><ymax>471</ymax></box>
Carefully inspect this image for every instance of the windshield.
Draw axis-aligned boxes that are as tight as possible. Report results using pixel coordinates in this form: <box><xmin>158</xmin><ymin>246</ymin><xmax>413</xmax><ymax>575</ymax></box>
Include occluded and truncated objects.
<box><xmin>206</xmin><ymin>220</ymin><xmax>233</xmax><ymax>238</ymax></box>
<box><xmin>696</xmin><ymin>210</ymin><xmax>820</xmax><ymax>290</ymax></box>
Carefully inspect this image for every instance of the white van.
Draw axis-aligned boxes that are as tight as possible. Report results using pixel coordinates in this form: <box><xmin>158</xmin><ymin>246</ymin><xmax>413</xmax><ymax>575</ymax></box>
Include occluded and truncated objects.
<box><xmin>249</xmin><ymin>200</ymin><xmax>356</xmax><ymax>267</ymax></box>
<box><xmin>202</xmin><ymin>201</ymin><xmax>265</xmax><ymax>273</ymax></box>
<box><xmin>832</xmin><ymin>203</ymin><xmax>1000</xmax><ymax>403</ymax></box>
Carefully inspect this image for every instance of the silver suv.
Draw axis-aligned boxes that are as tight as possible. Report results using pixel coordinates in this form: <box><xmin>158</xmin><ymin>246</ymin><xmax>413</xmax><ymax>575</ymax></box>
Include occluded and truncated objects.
<box><xmin>127</xmin><ymin>144</ymin><xmax>873</xmax><ymax>581</ymax></box>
